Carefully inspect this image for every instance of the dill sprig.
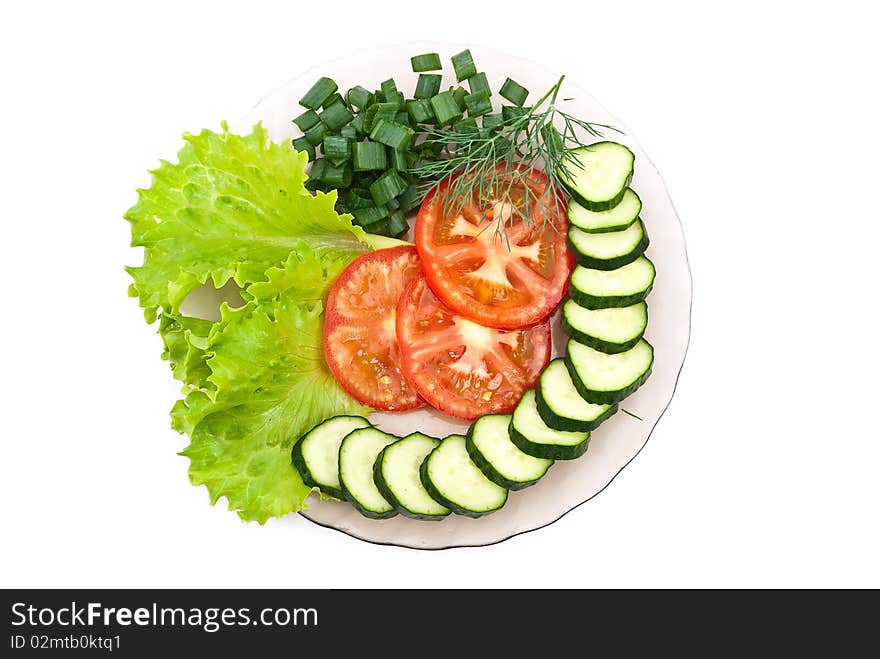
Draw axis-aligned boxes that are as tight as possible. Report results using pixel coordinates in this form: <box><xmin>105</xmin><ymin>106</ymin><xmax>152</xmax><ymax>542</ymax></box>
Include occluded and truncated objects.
<box><xmin>410</xmin><ymin>75</ymin><xmax>622</xmax><ymax>243</ymax></box>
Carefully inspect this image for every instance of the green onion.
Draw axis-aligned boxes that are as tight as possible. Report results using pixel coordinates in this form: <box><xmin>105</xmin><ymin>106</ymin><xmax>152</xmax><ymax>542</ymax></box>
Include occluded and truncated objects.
<box><xmin>481</xmin><ymin>113</ymin><xmax>504</xmax><ymax>132</ymax></box>
<box><xmin>353</xmin><ymin>141</ymin><xmax>387</xmax><ymax>171</ymax></box>
<box><xmin>452</xmin><ymin>86</ymin><xmax>467</xmax><ymax>112</ymax></box>
<box><xmin>406</xmin><ymin>98</ymin><xmax>435</xmax><ymax>124</ymax></box>
<box><xmin>451</xmin><ymin>49</ymin><xmax>477</xmax><ymax>82</ymax></box>
<box><xmin>467</xmin><ymin>72</ymin><xmax>491</xmax><ymax>96</ymax></box>
<box><xmin>293</xmin><ymin>109</ymin><xmax>320</xmax><ymax>132</ymax></box>
<box><xmin>362</xmin><ymin>218</ymin><xmax>390</xmax><ymax>235</ymax></box>
<box><xmin>369</xmin><ymin>169</ymin><xmax>408</xmax><ymax>206</ymax></box>
<box><xmin>323</xmin><ymin>135</ymin><xmax>351</xmax><ymax>161</ymax></box>
<box><xmin>309</xmin><ymin>158</ymin><xmax>328</xmax><ymax>181</ymax></box>
<box><xmin>386</xmin><ymin>196</ymin><xmax>400</xmax><ymax>211</ymax></box>
<box><xmin>410</xmin><ymin>52</ymin><xmax>442</xmax><ymax>72</ymax></box>
<box><xmin>346</xmin><ymin>189</ymin><xmax>374</xmax><ymax>210</ymax></box>
<box><xmin>319</xmin><ymin>99</ymin><xmax>354</xmax><ymax>131</ymax></box>
<box><xmin>350</xmin><ymin>113</ymin><xmax>366</xmax><ymax>135</ymax></box>
<box><xmin>291</xmin><ymin>137</ymin><xmax>316</xmax><ymax>161</ymax></box>
<box><xmin>323</xmin><ymin>162</ymin><xmax>352</xmax><ymax>188</ymax></box>
<box><xmin>431</xmin><ymin>90</ymin><xmax>462</xmax><ymax>125</ymax></box>
<box><xmin>387</xmin><ymin>210</ymin><xmax>409</xmax><ymax>237</ymax></box>
<box><xmin>502</xmin><ymin>105</ymin><xmax>532</xmax><ymax>122</ymax></box>
<box><xmin>395</xmin><ymin>111</ymin><xmax>414</xmax><ymax>128</ymax></box>
<box><xmin>370</xmin><ymin>119</ymin><xmax>415</xmax><ymax>150</ymax></box>
<box><xmin>353</xmin><ymin>204</ymin><xmax>388</xmax><ymax>226</ymax></box>
<box><xmin>299</xmin><ymin>77</ymin><xmax>338</xmax><ymax>110</ymax></box>
<box><xmin>454</xmin><ymin>117</ymin><xmax>479</xmax><ymax>134</ymax></box>
<box><xmin>499</xmin><ymin>78</ymin><xmax>529</xmax><ymax>106</ymax></box>
<box><xmin>364</xmin><ymin>102</ymin><xmax>399</xmax><ymax>131</ymax></box>
<box><xmin>388</xmin><ymin>147</ymin><xmax>409</xmax><ymax>172</ymax></box>
<box><xmin>340</xmin><ymin>125</ymin><xmax>357</xmax><ymax>139</ymax></box>
<box><xmin>464</xmin><ymin>90</ymin><xmax>492</xmax><ymax>117</ymax></box>
<box><xmin>414</xmin><ymin>74</ymin><xmax>442</xmax><ymax>99</ymax></box>
<box><xmin>380</xmin><ymin>79</ymin><xmax>402</xmax><ymax>107</ymax></box>
<box><xmin>304</xmin><ymin>122</ymin><xmax>326</xmax><ymax>146</ymax></box>
<box><xmin>322</xmin><ymin>92</ymin><xmax>344</xmax><ymax>109</ymax></box>
<box><xmin>346</xmin><ymin>85</ymin><xmax>373</xmax><ymax>110</ymax></box>
<box><xmin>398</xmin><ymin>182</ymin><xmax>422</xmax><ymax>213</ymax></box>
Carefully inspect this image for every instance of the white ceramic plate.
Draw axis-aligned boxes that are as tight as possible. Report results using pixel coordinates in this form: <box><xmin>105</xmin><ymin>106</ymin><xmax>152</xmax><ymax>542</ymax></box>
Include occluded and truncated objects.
<box><xmin>233</xmin><ymin>42</ymin><xmax>691</xmax><ymax>549</ymax></box>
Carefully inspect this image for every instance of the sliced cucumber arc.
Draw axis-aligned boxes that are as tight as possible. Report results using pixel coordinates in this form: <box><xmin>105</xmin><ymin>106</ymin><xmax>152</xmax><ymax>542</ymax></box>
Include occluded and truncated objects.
<box><xmin>536</xmin><ymin>359</ymin><xmax>617</xmax><ymax>432</ymax></box>
<box><xmin>558</xmin><ymin>142</ymin><xmax>635</xmax><ymax>211</ymax></box>
<box><xmin>568</xmin><ymin>219</ymin><xmax>649</xmax><ymax>271</ymax></box>
<box><xmin>562</xmin><ymin>299</ymin><xmax>648</xmax><ymax>354</ymax></box>
<box><xmin>569</xmin><ymin>256</ymin><xmax>656</xmax><ymax>309</ymax></box>
<box><xmin>466</xmin><ymin>414</ymin><xmax>553</xmax><ymax>490</ymax></box>
<box><xmin>420</xmin><ymin>435</ymin><xmax>508</xmax><ymax>518</ymax></box>
<box><xmin>510</xmin><ymin>390</ymin><xmax>591</xmax><ymax>460</ymax></box>
<box><xmin>291</xmin><ymin>415</ymin><xmax>370</xmax><ymax>499</ymax></box>
<box><xmin>339</xmin><ymin>427</ymin><xmax>400</xmax><ymax>519</ymax></box>
<box><xmin>565</xmin><ymin>338</ymin><xmax>654</xmax><ymax>405</ymax></box>
<box><xmin>567</xmin><ymin>188</ymin><xmax>641</xmax><ymax>233</ymax></box>
<box><xmin>374</xmin><ymin>433</ymin><xmax>450</xmax><ymax>521</ymax></box>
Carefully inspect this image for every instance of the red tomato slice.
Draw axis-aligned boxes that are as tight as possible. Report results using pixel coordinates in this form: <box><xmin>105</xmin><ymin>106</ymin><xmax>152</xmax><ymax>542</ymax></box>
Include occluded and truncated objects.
<box><xmin>396</xmin><ymin>272</ymin><xmax>551</xmax><ymax>421</ymax></box>
<box><xmin>324</xmin><ymin>246</ymin><xmax>423</xmax><ymax>411</ymax></box>
<box><xmin>414</xmin><ymin>164</ymin><xmax>571</xmax><ymax>330</ymax></box>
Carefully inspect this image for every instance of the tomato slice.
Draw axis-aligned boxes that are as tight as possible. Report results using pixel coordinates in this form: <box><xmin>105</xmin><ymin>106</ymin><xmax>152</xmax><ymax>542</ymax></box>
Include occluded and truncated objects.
<box><xmin>414</xmin><ymin>164</ymin><xmax>571</xmax><ymax>330</ymax></box>
<box><xmin>396</xmin><ymin>272</ymin><xmax>551</xmax><ymax>421</ymax></box>
<box><xmin>324</xmin><ymin>246</ymin><xmax>423</xmax><ymax>411</ymax></box>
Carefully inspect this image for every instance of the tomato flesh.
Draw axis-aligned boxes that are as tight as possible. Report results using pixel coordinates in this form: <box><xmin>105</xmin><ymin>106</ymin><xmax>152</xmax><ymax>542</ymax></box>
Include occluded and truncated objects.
<box><xmin>415</xmin><ymin>165</ymin><xmax>571</xmax><ymax>329</ymax></box>
<box><xmin>396</xmin><ymin>273</ymin><xmax>551</xmax><ymax>421</ymax></box>
<box><xmin>323</xmin><ymin>246</ymin><xmax>423</xmax><ymax>411</ymax></box>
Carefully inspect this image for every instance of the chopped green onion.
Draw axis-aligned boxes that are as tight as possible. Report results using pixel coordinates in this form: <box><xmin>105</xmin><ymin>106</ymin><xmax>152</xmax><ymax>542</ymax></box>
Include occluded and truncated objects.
<box><xmin>346</xmin><ymin>189</ymin><xmax>374</xmax><ymax>210</ymax></box>
<box><xmin>309</xmin><ymin>158</ymin><xmax>328</xmax><ymax>181</ymax></box>
<box><xmin>380</xmin><ymin>78</ymin><xmax>401</xmax><ymax>107</ymax></box>
<box><xmin>293</xmin><ymin>109</ymin><xmax>320</xmax><ymax>132</ymax></box>
<box><xmin>364</xmin><ymin>102</ymin><xmax>399</xmax><ymax>132</ymax></box>
<box><xmin>340</xmin><ymin>125</ymin><xmax>357</xmax><ymax>139</ymax></box>
<box><xmin>406</xmin><ymin>98</ymin><xmax>435</xmax><ymax>124</ymax></box>
<box><xmin>353</xmin><ymin>204</ymin><xmax>388</xmax><ymax>226</ymax></box>
<box><xmin>369</xmin><ymin>169</ymin><xmax>408</xmax><ymax>206</ymax></box>
<box><xmin>395</xmin><ymin>111</ymin><xmax>414</xmax><ymax>128</ymax></box>
<box><xmin>388</xmin><ymin>147</ymin><xmax>409</xmax><ymax>172</ymax></box>
<box><xmin>387</xmin><ymin>210</ymin><xmax>409</xmax><ymax>237</ymax></box>
<box><xmin>502</xmin><ymin>105</ymin><xmax>532</xmax><ymax>122</ymax></box>
<box><xmin>414</xmin><ymin>74</ymin><xmax>442</xmax><ymax>99</ymax></box>
<box><xmin>350</xmin><ymin>113</ymin><xmax>366</xmax><ymax>135</ymax></box>
<box><xmin>291</xmin><ymin>136</ymin><xmax>316</xmax><ymax>161</ymax></box>
<box><xmin>452</xmin><ymin>86</ymin><xmax>467</xmax><ymax>112</ymax></box>
<box><xmin>323</xmin><ymin>161</ymin><xmax>352</xmax><ymax>187</ymax></box>
<box><xmin>454</xmin><ymin>117</ymin><xmax>479</xmax><ymax>134</ymax></box>
<box><xmin>464</xmin><ymin>90</ymin><xmax>492</xmax><ymax>117</ymax></box>
<box><xmin>451</xmin><ymin>49</ymin><xmax>477</xmax><ymax>82</ymax></box>
<box><xmin>362</xmin><ymin>217</ymin><xmax>391</xmax><ymax>235</ymax></box>
<box><xmin>323</xmin><ymin>135</ymin><xmax>351</xmax><ymax>161</ymax></box>
<box><xmin>410</xmin><ymin>52</ymin><xmax>442</xmax><ymax>72</ymax></box>
<box><xmin>467</xmin><ymin>72</ymin><xmax>491</xmax><ymax>96</ymax></box>
<box><xmin>481</xmin><ymin>113</ymin><xmax>504</xmax><ymax>132</ymax></box>
<box><xmin>499</xmin><ymin>78</ymin><xmax>529</xmax><ymax>106</ymax></box>
<box><xmin>322</xmin><ymin>92</ymin><xmax>344</xmax><ymax>109</ymax></box>
<box><xmin>346</xmin><ymin>85</ymin><xmax>373</xmax><ymax>110</ymax></box>
<box><xmin>304</xmin><ymin>122</ymin><xmax>326</xmax><ymax>146</ymax></box>
<box><xmin>299</xmin><ymin>77</ymin><xmax>338</xmax><ymax>110</ymax></box>
<box><xmin>353</xmin><ymin>141</ymin><xmax>387</xmax><ymax>171</ymax></box>
<box><xmin>398</xmin><ymin>183</ymin><xmax>422</xmax><ymax>213</ymax></box>
<box><xmin>430</xmin><ymin>90</ymin><xmax>462</xmax><ymax>125</ymax></box>
<box><xmin>370</xmin><ymin>119</ymin><xmax>415</xmax><ymax>150</ymax></box>
<box><xmin>319</xmin><ymin>99</ymin><xmax>354</xmax><ymax>131</ymax></box>
<box><xmin>386</xmin><ymin>196</ymin><xmax>400</xmax><ymax>211</ymax></box>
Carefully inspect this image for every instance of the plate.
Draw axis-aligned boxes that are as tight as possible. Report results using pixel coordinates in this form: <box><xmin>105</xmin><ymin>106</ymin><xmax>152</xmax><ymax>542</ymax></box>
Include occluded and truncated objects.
<box><xmin>234</xmin><ymin>42</ymin><xmax>692</xmax><ymax>549</ymax></box>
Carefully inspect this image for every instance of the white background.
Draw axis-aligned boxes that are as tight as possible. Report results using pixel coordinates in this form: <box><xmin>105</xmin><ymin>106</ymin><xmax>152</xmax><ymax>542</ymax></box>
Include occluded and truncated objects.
<box><xmin>2</xmin><ymin>1</ymin><xmax>878</xmax><ymax>588</ymax></box>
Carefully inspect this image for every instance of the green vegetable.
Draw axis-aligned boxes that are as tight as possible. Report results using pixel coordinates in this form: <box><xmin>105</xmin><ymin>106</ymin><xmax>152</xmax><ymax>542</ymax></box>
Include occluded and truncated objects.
<box><xmin>293</xmin><ymin>109</ymin><xmax>320</xmax><ymax>131</ymax></box>
<box><xmin>467</xmin><ymin>72</ymin><xmax>491</xmax><ymax>96</ymax></box>
<box><xmin>369</xmin><ymin>119</ymin><xmax>414</xmax><ymax>150</ymax></box>
<box><xmin>353</xmin><ymin>141</ymin><xmax>387</xmax><ymax>171</ymax></box>
<box><xmin>451</xmin><ymin>49</ymin><xmax>477</xmax><ymax>82</ymax></box>
<box><xmin>430</xmin><ymin>90</ymin><xmax>462</xmax><ymax>125</ymax></box>
<box><xmin>499</xmin><ymin>77</ymin><xmax>529</xmax><ymax>106</ymax></box>
<box><xmin>410</xmin><ymin>52</ymin><xmax>442</xmax><ymax>72</ymax></box>
<box><xmin>369</xmin><ymin>169</ymin><xmax>408</xmax><ymax>206</ymax></box>
<box><xmin>319</xmin><ymin>98</ymin><xmax>354</xmax><ymax>131</ymax></box>
<box><xmin>299</xmin><ymin>77</ymin><xmax>338</xmax><ymax>110</ymax></box>
<box><xmin>414</xmin><ymin>73</ymin><xmax>442</xmax><ymax>99</ymax></box>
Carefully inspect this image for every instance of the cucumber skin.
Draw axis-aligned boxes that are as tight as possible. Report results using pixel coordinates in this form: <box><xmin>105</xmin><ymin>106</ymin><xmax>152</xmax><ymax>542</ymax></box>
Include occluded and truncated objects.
<box><xmin>290</xmin><ymin>439</ymin><xmax>344</xmax><ymax>500</ymax></box>
<box><xmin>564</xmin><ymin>355</ymin><xmax>653</xmax><ymax>406</ymax></box>
<box><xmin>561</xmin><ymin>167</ymin><xmax>633</xmax><ymax>212</ymax></box>
<box><xmin>535</xmin><ymin>384</ymin><xmax>619</xmax><ymax>433</ymax></box>
<box><xmin>567</xmin><ymin>221</ymin><xmax>650</xmax><ymax>271</ymax></box>
<box><xmin>464</xmin><ymin>426</ymin><xmax>551</xmax><ymax>491</ymax></box>
<box><xmin>561</xmin><ymin>315</ymin><xmax>645</xmax><ymax>355</ymax></box>
<box><xmin>566</xmin><ymin>190</ymin><xmax>642</xmax><ymax>234</ymax></box>
<box><xmin>340</xmin><ymin>475</ymin><xmax>399</xmax><ymax>520</ymax></box>
<box><xmin>372</xmin><ymin>448</ymin><xmax>449</xmax><ymax>521</ymax></box>
<box><xmin>568</xmin><ymin>284</ymin><xmax>653</xmax><ymax>311</ymax></box>
<box><xmin>419</xmin><ymin>455</ymin><xmax>508</xmax><ymax>519</ymax></box>
<box><xmin>508</xmin><ymin>419</ymin><xmax>591</xmax><ymax>461</ymax></box>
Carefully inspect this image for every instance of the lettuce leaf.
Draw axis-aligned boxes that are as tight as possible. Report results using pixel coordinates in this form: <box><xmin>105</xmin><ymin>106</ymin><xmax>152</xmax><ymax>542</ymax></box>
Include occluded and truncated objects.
<box><xmin>125</xmin><ymin>122</ymin><xmax>370</xmax><ymax>321</ymax></box>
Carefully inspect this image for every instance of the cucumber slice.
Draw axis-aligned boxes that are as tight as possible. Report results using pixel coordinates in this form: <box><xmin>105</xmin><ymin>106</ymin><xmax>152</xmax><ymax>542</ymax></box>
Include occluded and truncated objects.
<box><xmin>373</xmin><ymin>433</ymin><xmax>450</xmax><ymax>521</ymax></box>
<box><xmin>569</xmin><ymin>256</ymin><xmax>655</xmax><ymax>309</ymax></box>
<box><xmin>420</xmin><ymin>435</ymin><xmax>508</xmax><ymax>518</ymax></box>
<box><xmin>565</xmin><ymin>338</ymin><xmax>654</xmax><ymax>405</ymax></box>
<box><xmin>558</xmin><ymin>142</ymin><xmax>634</xmax><ymax>211</ymax></box>
<box><xmin>291</xmin><ymin>415</ymin><xmax>370</xmax><ymax>499</ymax></box>
<box><xmin>536</xmin><ymin>359</ymin><xmax>617</xmax><ymax>432</ymax></box>
<box><xmin>466</xmin><ymin>414</ymin><xmax>553</xmax><ymax>490</ymax></box>
<box><xmin>568</xmin><ymin>219</ymin><xmax>649</xmax><ymax>271</ymax></box>
<box><xmin>510</xmin><ymin>390</ymin><xmax>591</xmax><ymax>460</ymax></box>
<box><xmin>339</xmin><ymin>427</ymin><xmax>400</xmax><ymax>519</ymax></box>
<box><xmin>567</xmin><ymin>188</ymin><xmax>641</xmax><ymax>233</ymax></box>
<box><xmin>562</xmin><ymin>299</ymin><xmax>648</xmax><ymax>354</ymax></box>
